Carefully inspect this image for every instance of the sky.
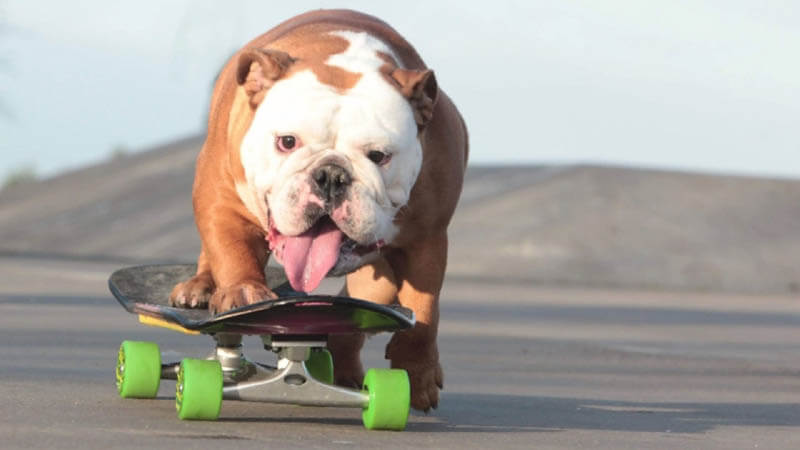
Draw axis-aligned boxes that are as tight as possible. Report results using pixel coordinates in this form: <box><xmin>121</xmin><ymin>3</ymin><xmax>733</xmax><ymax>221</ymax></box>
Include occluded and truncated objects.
<box><xmin>2</xmin><ymin>0</ymin><xmax>799</xmax><ymax>179</ymax></box>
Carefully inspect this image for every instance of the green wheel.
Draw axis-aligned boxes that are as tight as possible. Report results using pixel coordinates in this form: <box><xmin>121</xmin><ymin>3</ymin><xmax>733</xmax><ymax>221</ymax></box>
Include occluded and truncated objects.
<box><xmin>116</xmin><ymin>341</ymin><xmax>161</xmax><ymax>398</ymax></box>
<box><xmin>361</xmin><ymin>368</ymin><xmax>410</xmax><ymax>431</ymax></box>
<box><xmin>176</xmin><ymin>358</ymin><xmax>223</xmax><ymax>420</ymax></box>
<box><xmin>306</xmin><ymin>349</ymin><xmax>334</xmax><ymax>384</ymax></box>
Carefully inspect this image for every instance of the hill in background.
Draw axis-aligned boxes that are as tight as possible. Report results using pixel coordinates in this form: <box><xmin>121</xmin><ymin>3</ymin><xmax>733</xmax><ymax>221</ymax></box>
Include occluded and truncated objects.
<box><xmin>2</xmin><ymin>135</ymin><xmax>799</xmax><ymax>294</ymax></box>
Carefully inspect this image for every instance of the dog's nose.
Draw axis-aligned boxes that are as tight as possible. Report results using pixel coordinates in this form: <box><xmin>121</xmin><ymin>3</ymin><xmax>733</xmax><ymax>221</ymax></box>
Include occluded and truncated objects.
<box><xmin>311</xmin><ymin>164</ymin><xmax>352</xmax><ymax>205</ymax></box>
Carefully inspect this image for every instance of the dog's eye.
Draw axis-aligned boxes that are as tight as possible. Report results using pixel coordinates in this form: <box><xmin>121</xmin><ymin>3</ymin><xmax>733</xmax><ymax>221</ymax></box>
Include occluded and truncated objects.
<box><xmin>276</xmin><ymin>135</ymin><xmax>301</xmax><ymax>152</ymax></box>
<box><xmin>367</xmin><ymin>150</ymin><xmax>391</xmax><ymax>166</ymax></box>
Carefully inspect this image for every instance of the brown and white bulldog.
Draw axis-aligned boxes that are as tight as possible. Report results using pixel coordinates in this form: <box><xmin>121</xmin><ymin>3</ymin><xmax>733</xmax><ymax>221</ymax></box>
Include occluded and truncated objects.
<box><xmin>169</xmin><ymin>9</ymin><xmax>468</xmax><ymax>411</ymax></box>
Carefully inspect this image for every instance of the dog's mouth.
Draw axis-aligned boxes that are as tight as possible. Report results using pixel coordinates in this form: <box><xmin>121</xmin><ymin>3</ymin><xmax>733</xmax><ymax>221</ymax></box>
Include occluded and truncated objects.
<box><xmin>268</xmin><ymin>215</ymin><xmax>383</xmax><ymax>293</ymax></box>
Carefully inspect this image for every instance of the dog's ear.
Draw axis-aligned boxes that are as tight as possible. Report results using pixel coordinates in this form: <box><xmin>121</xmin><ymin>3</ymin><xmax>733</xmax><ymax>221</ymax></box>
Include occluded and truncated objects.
<box><xmin>389</xmin><ymin>68</ymin><xmax>438</xmax><ymax>128</ymax></box>
<box><xmin>236</xmin><ymin>49</ymin><xmax>294</xmax><ymax>107</ymax></box>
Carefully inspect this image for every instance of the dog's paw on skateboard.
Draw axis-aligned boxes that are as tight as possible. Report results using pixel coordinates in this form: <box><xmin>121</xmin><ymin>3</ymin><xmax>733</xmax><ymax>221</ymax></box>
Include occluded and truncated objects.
<box><xmin>169</xmin><ymin>272</ymin><xmax>215</xmax><ymax>308</ymax></box>
<box><xmin>208</xmin><ymin>280</ymin><xmax>277</xmax><ymax>314</ymax></box>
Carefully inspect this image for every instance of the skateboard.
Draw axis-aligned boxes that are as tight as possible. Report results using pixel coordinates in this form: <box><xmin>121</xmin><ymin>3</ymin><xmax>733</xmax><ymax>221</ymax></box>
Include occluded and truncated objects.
<box><xmin>109</xmin><ymin>264</ymin><xmax>415</xmax><ymax>430</ymax></box>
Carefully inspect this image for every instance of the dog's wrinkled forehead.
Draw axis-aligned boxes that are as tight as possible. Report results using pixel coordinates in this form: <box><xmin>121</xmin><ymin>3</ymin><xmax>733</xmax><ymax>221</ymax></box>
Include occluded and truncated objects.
<box><xmin>254</xmin><ymin>31</ymin><xmax>418</xmax><ymax>153</ymax></box>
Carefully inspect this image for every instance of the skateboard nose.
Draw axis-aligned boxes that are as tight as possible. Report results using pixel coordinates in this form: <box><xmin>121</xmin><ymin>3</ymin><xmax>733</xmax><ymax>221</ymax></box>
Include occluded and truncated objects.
<box><xmin>311</xmin><ymin>164</ymin><xmax>351</xmax><ymax>206</ymax></box>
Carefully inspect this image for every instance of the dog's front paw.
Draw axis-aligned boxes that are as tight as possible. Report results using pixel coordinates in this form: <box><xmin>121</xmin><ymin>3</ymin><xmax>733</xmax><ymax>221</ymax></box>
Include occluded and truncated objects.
<box><xmin>170</xmin><ymin>272</ymin><xmax>215</xmax><ymax>308</ymax></box>
<box><xmin>386</xmin><ymin>336</ymin><xmax>443</xmax><ymax>412</ymax></box>
<box><xmin>208</xmin><ymin>280</ymin><xmax>277</xmax><ymax>314</ymax></box>
<box><xmin>392</xmin><ymin>357</ymin><xmax>443</xmax><ymax>411</ymax></box>
<box><xmin>334</xmin><ymin>360</ymin><xmax>365</xmax><ymax>389</ymax></box>
<box><xmin>328</xmin><ymin>333</ymin><xmax>365</xmax><ymax>388</ymax></box>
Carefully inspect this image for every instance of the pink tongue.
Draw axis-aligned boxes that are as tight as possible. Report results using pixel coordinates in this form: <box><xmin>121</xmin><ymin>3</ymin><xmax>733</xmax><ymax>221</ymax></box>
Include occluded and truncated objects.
<box><xmin>282</xmin><ymin>218</ymin><xmax>344</xmax><ymax>293</ymax></box>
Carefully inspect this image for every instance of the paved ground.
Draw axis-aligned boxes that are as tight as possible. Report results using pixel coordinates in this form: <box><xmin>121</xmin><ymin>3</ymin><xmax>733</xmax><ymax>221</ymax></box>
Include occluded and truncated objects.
<box><xmin>2</xmin><ymin>254</ymin><xmax>800</xmax><ymax>449</ymax></box>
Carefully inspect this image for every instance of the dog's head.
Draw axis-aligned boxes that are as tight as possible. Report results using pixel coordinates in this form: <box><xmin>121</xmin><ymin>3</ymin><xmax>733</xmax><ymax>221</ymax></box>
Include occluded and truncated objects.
<box><xmin>235</xmin><ymin>31</ymin><xmax>437</xmax><ymax>292</ymax></box>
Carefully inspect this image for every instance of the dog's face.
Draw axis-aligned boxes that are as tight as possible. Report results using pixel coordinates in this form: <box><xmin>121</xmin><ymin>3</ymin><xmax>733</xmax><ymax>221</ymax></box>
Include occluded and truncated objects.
<box><xmin>235</xmin><ymin>31</ymin><xmax>435</xmax><ymax>292</ymax></box>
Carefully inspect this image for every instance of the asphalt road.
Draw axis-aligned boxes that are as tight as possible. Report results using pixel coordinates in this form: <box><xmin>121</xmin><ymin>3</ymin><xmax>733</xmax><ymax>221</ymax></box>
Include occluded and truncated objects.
<box><xmin>2</xmin><ymin>255</ymin><xmax>800</xmax><ymax>449</ymax></box>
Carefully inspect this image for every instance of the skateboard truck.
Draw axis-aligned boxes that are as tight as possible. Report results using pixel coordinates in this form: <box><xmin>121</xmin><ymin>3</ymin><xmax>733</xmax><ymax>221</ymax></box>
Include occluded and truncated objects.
<box><xmin>218</xmin><ymin>334</ymin><xmax>369</xmax><ymax>408</ymax></box>
<box><xmin>158</xmin><ymin>333</ymin><xmax>369</xmax><ymax>407</ymax></box>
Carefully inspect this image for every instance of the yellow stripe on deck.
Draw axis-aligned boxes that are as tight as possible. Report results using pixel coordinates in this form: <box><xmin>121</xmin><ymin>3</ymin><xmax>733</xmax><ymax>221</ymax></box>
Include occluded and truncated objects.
<box><xmin>138</xmin><ymin>315</ymin><xmax>201</xmax><ymax>335</ymax></box>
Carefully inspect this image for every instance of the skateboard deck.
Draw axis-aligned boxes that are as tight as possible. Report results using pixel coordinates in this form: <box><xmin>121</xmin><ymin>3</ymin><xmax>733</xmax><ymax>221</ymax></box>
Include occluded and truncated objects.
<box><xmin>109</xmin><ymin>264</ymin><xmax>414</xmax><ymax>336</ymax></box>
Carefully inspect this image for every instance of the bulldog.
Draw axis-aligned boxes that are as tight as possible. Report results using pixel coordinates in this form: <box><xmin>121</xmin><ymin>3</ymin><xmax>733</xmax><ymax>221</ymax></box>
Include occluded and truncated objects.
<box><xmin>169</xmin><ymin>9</ymin><xmax>468</xmax><ymax>411</ymax></box>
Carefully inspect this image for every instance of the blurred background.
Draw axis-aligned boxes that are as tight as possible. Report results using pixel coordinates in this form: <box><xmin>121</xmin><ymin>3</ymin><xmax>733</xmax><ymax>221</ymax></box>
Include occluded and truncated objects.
<box><xmin>2</xmin><ymin>0</ymin><xmax>799</xmax><ymax>179</ymax></box>
<box><xmin>1</xmin><ymin>0</ymin><xmax>799</xmax><ymax>293</ymax></box>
